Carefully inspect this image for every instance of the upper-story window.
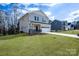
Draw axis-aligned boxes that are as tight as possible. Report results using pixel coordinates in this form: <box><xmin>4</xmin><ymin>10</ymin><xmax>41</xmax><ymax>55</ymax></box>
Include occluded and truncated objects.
<box><xmin>0</xmin><ymin>21</ymin><xmax>1</xmax><ymax>23</ymax></box>
<box><xmin>34</xmin><ymin>16</ymin><xmax>39</xmax><ymax>21</ymax></box>
<box><xmin>34</xmin><ymin>16</ymin><xmax>37</xmax><ymax>21</ymax></box>
<box><xmin>42</xmin><ymin>18</ymin><xmax>46</xmax><ymax>22</ymax></box>
<box><xmin>37</xmin><ymin>17</ymin><xmax>39</xmax><ymax>21</ymax></box>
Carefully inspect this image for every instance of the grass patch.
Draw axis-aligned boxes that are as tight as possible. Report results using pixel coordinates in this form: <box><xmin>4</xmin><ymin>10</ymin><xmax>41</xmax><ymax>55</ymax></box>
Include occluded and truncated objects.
<box><xmin>57</xmin><ymin>30</ymin><xmax>79</xmax><ymax>34</ymax></box>
<box><xmin>0</xmin><ymin>33</ymin><xmax>79</xmax><ymax>56</ymax></box>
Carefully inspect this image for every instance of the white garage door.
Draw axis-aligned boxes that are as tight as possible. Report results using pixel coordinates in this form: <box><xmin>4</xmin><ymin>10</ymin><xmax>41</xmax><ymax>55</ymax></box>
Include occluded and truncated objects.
<box><xmin>41</xmin><ymin>28</ymin><xmax>50</xmax><ymax>33</ymax></box>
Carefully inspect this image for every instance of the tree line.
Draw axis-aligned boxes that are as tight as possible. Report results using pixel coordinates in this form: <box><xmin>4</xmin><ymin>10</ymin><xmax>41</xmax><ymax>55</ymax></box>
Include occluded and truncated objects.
<box><xmin>0</xmin><ymin>3</ymin><xmax>21</xmax><ymax>35</ymax></box>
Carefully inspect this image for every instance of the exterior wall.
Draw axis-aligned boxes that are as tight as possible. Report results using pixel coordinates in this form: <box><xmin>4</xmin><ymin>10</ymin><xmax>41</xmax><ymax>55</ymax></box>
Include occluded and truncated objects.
<box><xmin>29</xmin><ymin>22</ymin><xmax>41</xmax><ymax>33</ymax></box>
<box><xmin>67</xmin><ymin>25</ymin><xmax>74</xmax><ymax>30</ymax></box>
<box><xmin>61</xmin><ymin>21</ymin><xmax>68</xmax><ymax>30</ymax></box>
<box><xmin>41</xmin><ymin>23</ymin><xmax>50</xmax><ymax>27</ymax></box>
<box><xmin>51</xmin><ymin>20</ymin><xmax>68</xmax><ymax>31</ymax></box>
<box><xmin>19</xmin><ymin>14</ymin><xmax>29</xmax><ymax>33</ymax></box>
<box><xmin>29</xmin><ymin>12</ymin><xmax>49</xmax><ymax>24</ymax></box>
<box><xmin>51</xmin><ymin>20</ymin><xmax>62</xmax><ymax>31</ymax></box>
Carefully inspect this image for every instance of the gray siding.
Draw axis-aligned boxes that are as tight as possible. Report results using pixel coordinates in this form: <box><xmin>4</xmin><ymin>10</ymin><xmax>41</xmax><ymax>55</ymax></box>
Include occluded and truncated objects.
<box><xmin>51</xmin><ymin>20</ymin><xmax>62</xmax><ymax>31</ymax></box>
<box><xmin>29</xmin><ymin>12</ymin><xmax>49</xmax><ymax>24</ymax></box>
<box><xmin>19</xmin><ymin>14</ymin><xmax>29</xmax><ymax>33</ymax></box>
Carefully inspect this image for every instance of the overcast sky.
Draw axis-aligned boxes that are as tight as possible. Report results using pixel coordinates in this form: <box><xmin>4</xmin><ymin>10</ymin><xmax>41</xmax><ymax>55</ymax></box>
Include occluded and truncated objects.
<box><xmin>0</xmin><ymin>3</ymin><xmax>79</xmax><ymax>22</ymax></box>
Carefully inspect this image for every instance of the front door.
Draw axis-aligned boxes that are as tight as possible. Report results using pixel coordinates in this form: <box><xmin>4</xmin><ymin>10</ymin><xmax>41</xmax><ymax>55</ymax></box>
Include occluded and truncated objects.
<box><xmin>36</xmin><ymin>25</ymin><xmax>39</xmax><ymax>31</ymax></box>
<box><xmin>32</xmin><ymin>24</ymin><xmax>41</xmax><ymax>32</ymax></box>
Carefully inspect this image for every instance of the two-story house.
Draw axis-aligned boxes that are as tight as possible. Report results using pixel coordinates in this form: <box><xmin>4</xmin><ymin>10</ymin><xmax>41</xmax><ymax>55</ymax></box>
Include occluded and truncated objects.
<box><xmin>19</xmin><ymin>10</ymin><xmax>51</xmax><ymax>34</ymax></box>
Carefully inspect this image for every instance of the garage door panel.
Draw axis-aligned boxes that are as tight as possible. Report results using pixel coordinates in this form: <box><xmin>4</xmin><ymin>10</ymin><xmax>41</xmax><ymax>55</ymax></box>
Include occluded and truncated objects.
<box><xmin>41</xmin><ymin>28</ymin><xmax>50</xmax><ymax>33</ymax></box>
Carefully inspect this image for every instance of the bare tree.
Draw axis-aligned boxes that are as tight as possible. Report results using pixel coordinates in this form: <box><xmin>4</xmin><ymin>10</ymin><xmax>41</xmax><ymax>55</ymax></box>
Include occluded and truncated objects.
<box><xmin>9</xmin><ymin>3</ymin><xmax>19</xmax><ymax>34</ymax></box>
<box><xmin>0</xmin><ymin>10</ymin><xmax>6</xmax><ymax>35</ymax></box>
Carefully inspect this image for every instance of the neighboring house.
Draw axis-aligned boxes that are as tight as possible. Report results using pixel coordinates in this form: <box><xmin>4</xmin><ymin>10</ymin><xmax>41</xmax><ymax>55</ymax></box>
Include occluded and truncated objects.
<box><xmin>51</xmin><ymin>20</ymin><xmax>68</xmax><ymax>31</ymax></box>
<box><xmin>76</xmin><ymin>21</ymin><xmax>79</xmax><ymax>29</ymax></box>
<box><xmin>19</xmin><ymin>10</ymin><xmax>51</xmax><ymax>33</ymax></box>
<box><xmin>67</xmin><ymin>22</ymin><xmax>75</xmax><ymax>30</ymax></box>
<box><xmin>51</xmin><ymin>20</ymin><xmax>62</xmax><ymax>31</ymax></box>
<box><xmin>61</xmin><ymin>21</ymin><xmax>68</xmax><ymax>30</ymax></box>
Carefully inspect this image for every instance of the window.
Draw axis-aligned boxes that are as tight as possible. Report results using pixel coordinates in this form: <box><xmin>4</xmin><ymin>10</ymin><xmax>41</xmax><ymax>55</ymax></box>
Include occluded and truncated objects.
<box><xmin>34</xmin><ymin>16</ymin><xmax>37</xmax><ymax>21</ymax></box>
<box><xmin>0</xmin><ymin>21</ymin><xmax>1</xmax><ymax>23</ymax></box>
<box><xmin>37</xmin><ymin>17</ymin><xmax>39</xmax><ymax>21</ymax></box>
<box><xmin>34</xmin><ymin>16</ymin><xmax>39</xmax><ymax>21</ymax></box>
<box><xmin>42</xmin><ymin>18</ymin><xmax>46</xmax><ymax>22</ymax></box>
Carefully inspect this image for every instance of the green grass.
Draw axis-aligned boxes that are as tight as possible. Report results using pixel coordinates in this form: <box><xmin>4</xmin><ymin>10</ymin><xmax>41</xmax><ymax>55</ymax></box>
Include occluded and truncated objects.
<box><xmin>0</xmin><ymin>33</ymin><xmax>79</xmax><ymax>56</ymax></box>
<box><xmin>57</xmin><ymin>30</ymin><xmax>79</xmax><ymax>34</ymax></box>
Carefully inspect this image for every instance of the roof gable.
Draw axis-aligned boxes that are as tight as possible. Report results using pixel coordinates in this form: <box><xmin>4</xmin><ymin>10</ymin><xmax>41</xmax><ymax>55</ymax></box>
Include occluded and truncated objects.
<box><xmin>29</xmin><ymin>10</ymin><xmax>50</xmax><ymax>20</ymax></box>
<box><xmin>19</xmin><ymin>10</ymin><xmax>50</xmax><ymax>21</ymax></box>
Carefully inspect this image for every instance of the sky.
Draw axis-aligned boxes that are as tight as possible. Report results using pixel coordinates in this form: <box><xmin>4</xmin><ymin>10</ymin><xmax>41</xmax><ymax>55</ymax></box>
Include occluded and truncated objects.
<box><xmin>0</xmin><ymin>3</ymin><xmax>79</xmax><ymax>22</ymax></box>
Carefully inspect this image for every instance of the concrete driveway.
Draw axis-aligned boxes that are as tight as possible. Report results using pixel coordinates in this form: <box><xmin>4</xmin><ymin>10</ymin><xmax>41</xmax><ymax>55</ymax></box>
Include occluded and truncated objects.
<box><xmin>45</xmin><ymin>32</ymin><xmax>79</xmax><ymax>39</ymax></box>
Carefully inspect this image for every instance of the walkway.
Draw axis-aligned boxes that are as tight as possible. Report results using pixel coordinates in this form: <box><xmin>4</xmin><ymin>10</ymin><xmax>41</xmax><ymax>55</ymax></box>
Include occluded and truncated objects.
<box><xmin>45</xmin><ymin>32</ymin><xmax>79</xmax><ymax>39</ymax></box>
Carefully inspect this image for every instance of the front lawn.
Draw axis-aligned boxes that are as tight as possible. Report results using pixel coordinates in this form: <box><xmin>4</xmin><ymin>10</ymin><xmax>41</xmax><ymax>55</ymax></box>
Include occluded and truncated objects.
<box><xmin>57</xmin><ymin>30</ymin><xmax>79</xmax><ymax>34</ymax></box>
<box><xmin>0</xmin><ymin>33</ymin><xmax>79</xmax><ymax>56</ymax></box>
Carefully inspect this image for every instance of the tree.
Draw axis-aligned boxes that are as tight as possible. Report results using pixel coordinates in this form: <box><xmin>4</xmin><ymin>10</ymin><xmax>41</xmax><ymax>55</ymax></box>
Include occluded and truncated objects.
<box><xmin>9</xmin><ymin>3</ymin><xmax>20</xmax><ymax>34</ymax></box>
<box><xmin>0</xmin><ymin>3</ymin><xmax>24</xmax><ymax>35</ymax></box>
<box><xmin>0</xmin><ymin>10</ymin><xmax>7</xmax><ymax>35</ymax></box>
